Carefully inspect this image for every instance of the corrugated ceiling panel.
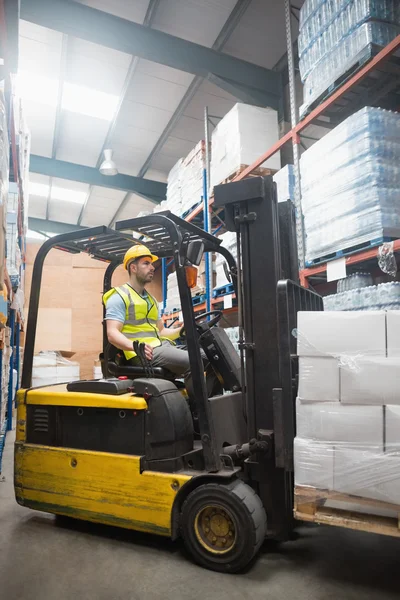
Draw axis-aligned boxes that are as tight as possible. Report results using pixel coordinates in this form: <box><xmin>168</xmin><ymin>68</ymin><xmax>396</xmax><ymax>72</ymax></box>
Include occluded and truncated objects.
<box><xmin>183</xmin><ymin>80</ymin><xmax>236</xmax><ymax>120</ymax></box>
<box><xmin>80</xmin><ymin>187</ymin><xmax>125</xmax><ymax>227</ymax></box>
<box><xmin>152</xmin><ymin>0</ymin><xmax>237</xmax><ymax>46</ymax></box>
<box><xmin>159</xmin><ymin>137</ymin><xmax>195</xmax><ymax>160</ymax></box>
<box><xmin>137</xmin><ymin>60</ymin><xmax>195</xmax><ymax>87</ymax></box>
<box><xmin>81</xmin><ymin>205</ymin><xmax>116</xmax><ymax>227</ymax></box>
<box><xmin>48</xmin><ymin>200</ymin><xmax>82</xmax><ymax>224</ymax></box>
<box><xmin>116</xmin><ymin>99</ymin><xmax>174</xmax><ymax>134</ymax></box>
<box><xmin>56</xmin><ymin>113</ymin><xmax>110</xmax><ymax>166</ymax></box>
<box><xmin>112</xmin><ymin>144</ymin><xmax>156</xmax><ymax>177</ymax></box>
<box><xmin>75</xmin><ymin>0</ymin><xmax>151</xmax><ymax>23</ymax></box>
<box><xmin>66</xmin><ymin>42</ymin><xmax>131</xmax><ymax>97</ymax></box>
<box><xmin>168</xmin><ymin>115</ymin><xmax>205</xmax><ymax>144</ymax></box>
<box><xmin>24</xmin><ymin>102</ymin><xmax>57</xmax><ymax>158</ymax></box>
<box><xmin>18</xmin><ymin>34</ymin><xmax>62</xmax><ymax>78</ymax></box>
<box><xmin>222</xmin><ymin>0</ymin><xmax>298</xmax><ymax>69</ymax></box>
<box><xmin>19</xmin><ymin>20</ymin><xmax>62</xmax><ymax>46</ymax></box>
<box><xmin>116</xmin><ymin>194</ymin><xmax>156</xmax><ymax>222</ymax></box>
<box><xmin>144</xmin><ymin>170</ymin><xmax>168</xmax><ymax>183</ymax></box>
<box><xmin>145</xmin><ymin>153</ymin><xmax>180</xmax><ymax>175</ymax></box>
<box><xmin>125</xmin><ymin>70</ymin><xmax>190</xmax><ymax>112</ymax></box>
<box><xmin>28</xmin><ymin>196</ymin><xmax>48</xmax><ymax>220</ymax></box>
<box><xmin>111</xmin><ymin>124</ymin><xmax>161</xmax><ymax>155</ymax></box>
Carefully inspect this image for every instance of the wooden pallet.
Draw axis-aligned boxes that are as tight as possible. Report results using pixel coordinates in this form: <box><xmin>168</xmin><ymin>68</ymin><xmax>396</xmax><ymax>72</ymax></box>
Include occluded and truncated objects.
<box><xmin>294</xmin><ymin>485</ymin><xmax>400</xmax><ymax>539</ymax></box>
<box><xmin>218</xmin><ymin>164</ymin><xmax>277</xmax><ymax>186</ymax></box>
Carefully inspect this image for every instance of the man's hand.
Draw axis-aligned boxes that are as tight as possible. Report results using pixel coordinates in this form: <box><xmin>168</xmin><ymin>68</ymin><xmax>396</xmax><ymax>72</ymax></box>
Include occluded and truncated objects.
<box><xmin>144</xmin><ymin>344</ymin><xmax>154</xmax><ymax>361</ymax></box>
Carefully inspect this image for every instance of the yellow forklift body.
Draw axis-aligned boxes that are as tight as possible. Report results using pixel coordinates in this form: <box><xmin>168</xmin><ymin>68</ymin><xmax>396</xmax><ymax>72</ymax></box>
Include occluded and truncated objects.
<box><xmin>15</xmin><ymin>389</ymin><xmax>193</xmax><ymax>536</ymax></box>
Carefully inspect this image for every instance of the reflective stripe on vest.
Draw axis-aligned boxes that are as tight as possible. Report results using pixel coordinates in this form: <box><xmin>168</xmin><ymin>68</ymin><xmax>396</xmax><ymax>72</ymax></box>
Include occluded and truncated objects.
<box><xmin>103</xmin><ymin>284</ymin><xmax>161</xmax><ymax>360</ymax></box>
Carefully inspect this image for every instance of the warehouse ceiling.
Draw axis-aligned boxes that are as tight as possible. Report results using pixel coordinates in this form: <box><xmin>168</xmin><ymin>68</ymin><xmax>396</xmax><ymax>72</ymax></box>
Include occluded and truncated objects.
<box><xmin>18</xmin><ymin>0</ymin><xmax>302</xmax><ymax>235</ymax></box>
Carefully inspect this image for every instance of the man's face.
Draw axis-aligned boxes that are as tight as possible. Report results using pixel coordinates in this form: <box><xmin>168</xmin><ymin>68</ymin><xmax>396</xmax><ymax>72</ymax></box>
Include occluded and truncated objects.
<box><xmin>131</xmin><ymin>256</ymin><xmax>155</xmax><ymax>284</ymax></box>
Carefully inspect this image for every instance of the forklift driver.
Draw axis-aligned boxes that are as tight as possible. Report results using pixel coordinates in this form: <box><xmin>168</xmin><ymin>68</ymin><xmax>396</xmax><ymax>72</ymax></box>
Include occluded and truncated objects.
<box><xmin>103</xmin><ymin>244</ymin><xmax>189</xmax><ymax>376</ymax></box>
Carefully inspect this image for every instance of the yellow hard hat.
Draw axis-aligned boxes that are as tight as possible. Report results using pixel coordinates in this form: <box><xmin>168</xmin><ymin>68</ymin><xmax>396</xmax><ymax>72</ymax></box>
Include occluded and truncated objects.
<box><xmin>123</xmin><ymin>244</ymin><xmax>158</xmax><ymax>270</ymax></box>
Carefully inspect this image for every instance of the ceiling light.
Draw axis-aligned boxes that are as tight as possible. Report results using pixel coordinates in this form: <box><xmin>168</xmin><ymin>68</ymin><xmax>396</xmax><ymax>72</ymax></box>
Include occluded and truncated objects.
<box><xmin>99</xmin><ymin>149</ymin><xmax>118</xmax><ymax>176</ymax></box>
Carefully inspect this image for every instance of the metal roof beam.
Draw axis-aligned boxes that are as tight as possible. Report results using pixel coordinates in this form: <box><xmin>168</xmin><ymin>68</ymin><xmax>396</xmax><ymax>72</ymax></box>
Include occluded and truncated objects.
<box><xmin>29</xmin><ymin>155</ymin><xmax>166</xmax><ymax>203</ymax></box>
<box><xmin>28</xmin><ymin>217</ymin><xmax>87</xmax><ymax>235</ymax></box>
<box><xmin>21</xmin><ymin>0</ymin><xmax>281</xmax><ymax>109</ymax></box>
<box><xmin>137</xmin><ymin>0</ymin><xmax>253</xmax><ymax>179</ymax></box>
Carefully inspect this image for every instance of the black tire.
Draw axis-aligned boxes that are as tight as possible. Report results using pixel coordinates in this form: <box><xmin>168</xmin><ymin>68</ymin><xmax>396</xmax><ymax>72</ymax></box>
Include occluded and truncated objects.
<box><xmin>180</xmin><ymin>480</ymin><xmax>266</xmax><ymax>573</ymax></box>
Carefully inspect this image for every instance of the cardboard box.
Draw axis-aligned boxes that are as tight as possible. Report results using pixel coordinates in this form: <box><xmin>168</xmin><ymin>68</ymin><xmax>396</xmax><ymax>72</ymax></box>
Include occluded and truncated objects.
<box><xmin>297</xmin><ymin>311</ymin><xmax>386</xmax><ymax>357</ymax></box>
<box><xmin>296</xmin><ymin>399</ymin><xmax>383</xmax><ymax>449</ymax></box>
<box><xmin>334</xmin><ymin>447</ymin><xmax>400</xmax><ymax>505</ymax></box>
<box><xmin>294</xmin><ymin>437</ymin><xmax>334</xmax><ymax>490</ymax></box>
<box><xmin>340</xmin><ymin>357</ymin><xmax>400</xmax><ymax>405</ymax></box>
<box><xmin>298</xmin><ymin>357</ymin><xmax>339</xmax><ymax>401</ymax></box>
<box><xmin>385</xmin><ymin>405</ymin><xmax>400</xmax><ymax>452</ymax></box>
<box><xmin>387</xmin><ymin>311</ymin><xmax>400</xmax><ymax>357</ymax></box>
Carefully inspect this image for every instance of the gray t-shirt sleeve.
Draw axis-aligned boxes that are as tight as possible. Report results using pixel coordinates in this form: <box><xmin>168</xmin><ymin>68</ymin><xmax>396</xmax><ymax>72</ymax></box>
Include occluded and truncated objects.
<box><xmin>105</xmin><ymin>292</ymin><xmax>126</xmax><ymax>323</ymax></box>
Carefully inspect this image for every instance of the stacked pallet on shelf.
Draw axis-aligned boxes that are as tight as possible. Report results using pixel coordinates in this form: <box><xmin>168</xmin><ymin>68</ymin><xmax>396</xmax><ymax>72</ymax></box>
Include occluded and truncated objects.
<box><xmin>301</xmin><ymin>107</ymin><xmax>400</xmax><ymax>266</ymax></box>
<box><xmin>298</xmin><ymin>0</ymin><xmax>400</xmax><ymax>116</ymax></box>
<box><xmin>154</xmin><ymin>141</ymin><xmax>206</xmax><ymax>218</ymax></box>
<box><xmin>295</xmin><ymin>310</ymin><xmax>400</xmax><ymax>535</ymax></box>
<box><xmin>0</xmin><ymin>88</ymin><xmax>9</xmax><ymax>457</ymax></box>
<box><xmin>210</xmin><ymin>103</ymin><xmax>281</xmax><ymax>190</ymax></box>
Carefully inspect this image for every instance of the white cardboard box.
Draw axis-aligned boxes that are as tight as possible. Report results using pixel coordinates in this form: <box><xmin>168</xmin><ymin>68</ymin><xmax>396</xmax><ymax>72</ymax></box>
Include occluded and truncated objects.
<box><xmin>385</xmin><ymin>405</ymin><xmax>400</xmax><ymax>452</ymax></box>
<box><xmin>296</xmin><ymin>399</ymin><xmax>383</xmax><ymax>448</ymax></box>
<box><xmin>340</xmin><ymin>357</ymin><xmax>400</xmax><ymax>405</ymax></box>
<box><xmin>387</xmin><ymin>311</ymin><xmax>400</xmax><ymax>357</ymax></box>
<box><xmin>210</xmin><ymin>103</ymin><xmax>280</xmax><ymax>188</ymax></box>
<box><xmin>297</xmin><ymin>311</ymin><xmax>386</xmax><ymax>357</ymax></box>
<box><xmin>298</xmin><ymin>357</ymin><xmax>339</xmax><ymax>401</ymax></box>
<box><xmin>294</xmin><ymin>437</ymin><xmax>334</xmax><ymax>490</ymax></box>
<box><xmin>334</xmin><ymin>447</ymin><xmax>400</xmax><ymax>505</ymax></box>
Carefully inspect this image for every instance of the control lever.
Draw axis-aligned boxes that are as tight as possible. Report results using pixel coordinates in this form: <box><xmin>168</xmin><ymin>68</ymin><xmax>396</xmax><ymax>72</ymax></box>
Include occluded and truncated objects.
<box><xmin>139</xmin><ymin>342</ymin><xmax>155</xmax><ymax>378</ymax></box>
<box><xmin>133</xmin><ymin>341</ymin><xmax>148</xmax><ymax>377</ymax></box>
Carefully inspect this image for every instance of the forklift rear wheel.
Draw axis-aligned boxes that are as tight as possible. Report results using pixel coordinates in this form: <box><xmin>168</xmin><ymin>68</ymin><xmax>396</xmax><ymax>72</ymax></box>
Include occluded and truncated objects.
<box><xmin>180</xmin><ymin>480</ymin><xmax>266</xmax><ymax>573</ymax></box>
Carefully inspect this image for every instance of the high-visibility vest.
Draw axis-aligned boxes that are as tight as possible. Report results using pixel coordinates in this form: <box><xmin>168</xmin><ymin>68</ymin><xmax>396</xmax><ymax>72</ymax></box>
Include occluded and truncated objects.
<box><xmin>103</xmin><ymin>284</ymin><xmax>161</xmax><ymax>360</ymax></box>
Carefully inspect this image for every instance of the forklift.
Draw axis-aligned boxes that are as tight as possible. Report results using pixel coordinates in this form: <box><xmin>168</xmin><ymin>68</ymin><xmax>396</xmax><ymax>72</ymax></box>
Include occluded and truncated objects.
<box><xmin>15</xmin><ymin>176</ymin><xmax>322</xmax><ymax>573</ymax></box>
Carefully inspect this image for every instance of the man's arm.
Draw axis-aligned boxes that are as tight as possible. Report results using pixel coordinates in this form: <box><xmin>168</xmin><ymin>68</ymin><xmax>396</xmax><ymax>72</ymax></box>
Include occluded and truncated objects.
<box><xmin>157</xmin><ymin>319</ymin><xmax>182</xmax><ymax>341</ymax></box>
<box><xmin>106</xmin><ymin>320</ymin><xmax>153</xmax><ymax>360</ymax></box>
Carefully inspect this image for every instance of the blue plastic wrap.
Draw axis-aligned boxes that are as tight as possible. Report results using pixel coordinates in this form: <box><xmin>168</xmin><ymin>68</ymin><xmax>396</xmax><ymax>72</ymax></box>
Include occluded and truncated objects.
<box><xmin>300</xmin><ymin>107</ymin><xmax>400</xmax><ymax>263</ymax></box>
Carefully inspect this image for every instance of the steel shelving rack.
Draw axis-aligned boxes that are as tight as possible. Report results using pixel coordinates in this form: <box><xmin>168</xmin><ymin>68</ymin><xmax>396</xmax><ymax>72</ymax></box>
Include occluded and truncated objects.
<box><xmin>0</xmin><ymin>0</ymin><xmax>26</xmax><ymax>473</ymax></box>
<box><xmin>163</xmin><ymin>31</ymin><xmax>400</xmax><ymax>316</ymax></box>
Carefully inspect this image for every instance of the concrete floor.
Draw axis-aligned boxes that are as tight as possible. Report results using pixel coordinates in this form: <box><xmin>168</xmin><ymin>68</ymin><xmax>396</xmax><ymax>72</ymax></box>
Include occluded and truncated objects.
<box><xmin>1</xmin><ymin>431</ymin><xmax>400</xmax><ymax>600</ymax></box>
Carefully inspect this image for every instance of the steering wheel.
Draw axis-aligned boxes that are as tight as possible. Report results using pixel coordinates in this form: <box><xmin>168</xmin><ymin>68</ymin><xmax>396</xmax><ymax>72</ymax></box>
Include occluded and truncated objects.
<box><xmin>181</xmin><ymin>310</ymin><xmax>223</xmax><ymax>337</ymax></box>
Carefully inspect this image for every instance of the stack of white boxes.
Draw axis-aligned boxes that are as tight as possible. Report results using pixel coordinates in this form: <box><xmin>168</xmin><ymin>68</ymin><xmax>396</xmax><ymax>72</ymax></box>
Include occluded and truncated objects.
<box><xmin>295</xmin><ymin>310</ymin><xmax>400</xmax><ymax>509</ymax></box>
<box><xmin>210</xmin><ymin>103</ymin><xmax>280</xmax><ymax>190</ymax></box>
<box><xmin>180</xmin><ymin>141</ymin><xmax>206</xmax><ymax>216</ymax></box>
<box><xmin>32</xmin><ymin>352</ymin><xmax>80</xmax><ymax>387</ymax></box>
<box><xmin>155</xmin><ymin>141</ymin><xmax>206</xmax><ymax>218</ymax></box>
<box><xmin>154</xmin><ymin>158</ymin><xmax>183</xmax><ymax>216</ymax></box>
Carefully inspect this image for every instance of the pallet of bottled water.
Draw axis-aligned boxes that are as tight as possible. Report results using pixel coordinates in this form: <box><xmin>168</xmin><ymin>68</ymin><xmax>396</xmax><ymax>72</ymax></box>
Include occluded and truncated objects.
<box><xmin>324</xmin><ymin>282</ymin><xmax>400</xmax><ymax>311</ymax></box>
<box><xmin>301</xmin><ymin>107</ymin><xmax>400</xmax><ymax>265</ymax></box>
<box><xmin>298</xmin><ymin>0</ymin><xmax>400</xmax><ymax>115</ymax></box>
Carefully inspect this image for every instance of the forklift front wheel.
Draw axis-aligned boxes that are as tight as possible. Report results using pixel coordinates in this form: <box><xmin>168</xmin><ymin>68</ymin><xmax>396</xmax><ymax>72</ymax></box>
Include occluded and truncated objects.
<box><xmin>180</xmin><ymin>480</ymin><xmax>266</xmax><ymax>573</ymax></box>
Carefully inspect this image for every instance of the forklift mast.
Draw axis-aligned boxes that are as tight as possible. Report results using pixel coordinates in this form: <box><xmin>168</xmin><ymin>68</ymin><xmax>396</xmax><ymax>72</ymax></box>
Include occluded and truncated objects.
<box><xmin>214</xmin><ymin>176</ymin><xmax>323</xmax><ymax>539</ymax></box>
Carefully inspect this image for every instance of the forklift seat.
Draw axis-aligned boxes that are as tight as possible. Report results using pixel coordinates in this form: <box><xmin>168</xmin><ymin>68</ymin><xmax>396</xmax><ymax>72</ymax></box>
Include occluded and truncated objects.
<box><xmin>100</xmin><ymin>344</ymin><xmax>176</xmax><ymax>381</ymax></box>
